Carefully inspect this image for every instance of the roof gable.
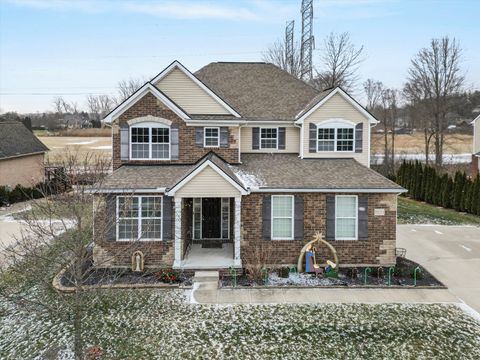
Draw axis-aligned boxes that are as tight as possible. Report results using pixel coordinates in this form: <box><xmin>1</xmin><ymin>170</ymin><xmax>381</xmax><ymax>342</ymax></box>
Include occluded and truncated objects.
<box><xmin>104</xmin><ymin>83</ymin><xmax>190</xmax><ymax>123</ymax></box>
<box><xmin>295</xmin><ymin>87</ymin><xmax>378</xmax><ymax>124</ymax></box>
<box><xmin>0</xmin><ymin>121</ymin><xmax>48</xmax><ymax>160</ymax></box>
<box><xmin>152</xmin><ymin>61</ymin><xmax>240</xmax><ymax>117</ymax></box>
<box><xmin>166</xmin><ymin>153</ymin><xmax>247</xmax><ymax>196</ymax></box>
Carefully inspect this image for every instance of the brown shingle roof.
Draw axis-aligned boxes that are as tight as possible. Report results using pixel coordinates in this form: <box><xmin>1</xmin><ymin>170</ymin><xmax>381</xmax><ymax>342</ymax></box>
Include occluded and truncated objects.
<box><xmin>99</xmin><ymin>154</ymin><xmax>403</xmax><ymax>192</ymax></box>
<box><xmin>194</xmin><ymin>62</ymin><xmax>320</xmax><ymax>120</ymax></box>
<box><xmin>231</xmin><ymin>154</ymin><xmax>404</xmax><ymax>191</ymax></box>
<box><xmin>0</xmin><ymin>121</ymin><xmax>48</xmax><ymax>160</ymax></box>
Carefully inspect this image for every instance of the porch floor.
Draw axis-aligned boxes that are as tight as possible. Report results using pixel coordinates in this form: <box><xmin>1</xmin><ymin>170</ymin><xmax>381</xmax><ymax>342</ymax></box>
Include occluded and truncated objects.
<box><xmin>182</xmin><ymin>243</ymin><xmax>239</xmax><ymax>269</ymax></box>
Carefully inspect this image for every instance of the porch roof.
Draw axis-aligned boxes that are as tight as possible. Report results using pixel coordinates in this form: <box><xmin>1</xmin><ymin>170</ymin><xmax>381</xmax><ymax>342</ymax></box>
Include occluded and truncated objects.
<box><xmin>97</xmin><ymin>154</ymin><xmax>404</xmax><ymax>193</ymax></box>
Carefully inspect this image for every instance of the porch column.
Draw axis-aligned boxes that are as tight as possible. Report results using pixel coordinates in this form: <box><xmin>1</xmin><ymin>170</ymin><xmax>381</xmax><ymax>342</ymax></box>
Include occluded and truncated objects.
<box><xmin>173</xmin><ymin>197</ymin><xmax>182</xmax><ymax>268</ymax></box>
<box><xmin>234</xmin><ymin>197</ymin><xmax>242</xmax><ymax>266</ymax></box>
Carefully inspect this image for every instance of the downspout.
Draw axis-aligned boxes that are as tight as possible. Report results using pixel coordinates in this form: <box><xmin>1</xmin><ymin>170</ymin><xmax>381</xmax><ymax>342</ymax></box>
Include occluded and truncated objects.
<box><xmin>238</xmin><ymin>124</ymin><xmax>242</xmax><ymax>163</ymax></box>
<box><xmin>294</xmin><ymin>123</ymin><xmax>303</xmax><ymax>158</ymax></box>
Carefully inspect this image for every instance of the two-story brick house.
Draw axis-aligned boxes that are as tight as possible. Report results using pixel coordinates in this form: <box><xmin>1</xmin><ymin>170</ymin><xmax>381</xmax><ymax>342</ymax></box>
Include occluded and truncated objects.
<box><xmin>93</xmin><ymin>61</ymin><xmax>405</xmax><ymax>270</ymax></box>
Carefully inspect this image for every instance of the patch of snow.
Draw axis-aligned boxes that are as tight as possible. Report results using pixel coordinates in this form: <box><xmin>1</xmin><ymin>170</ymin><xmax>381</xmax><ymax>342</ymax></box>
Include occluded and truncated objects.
<box><xmin>89</xmin><ymin>145</ymin><xmax>111</xmax><ymax>150</ymax></box>
<box><xmin>460</xmin><ymin>245</ymin><xmax>472</xmax><ymax>252</ymax></box>
<box><xmin>268</xmin><ymin>272</ymin><xmax>344</xmax><ymax>286</ymax></box>
<box><xmin>229</xmin><ymin>166</ymin><xmax>265</xmax><ymax>189</ymax></box>
<box><xmin>67</xmin><ymin>140</ymin><xmax>96</xmax><ymax>145</ymax></box>
<box><xmin>372</xmin><ymin>153</ymin><xmax>472</xmax><ymax>165</ymax></box>
<box><xmin>190</xmin><ymin>282</ymin><xmax>200</xmax><ymax>304</ymax></box>
<box><xmin>434</xmin><ymin>230</ymin><xmax>444</xmax><ymax>235</ymax></box>
<box><xmin>457</xmin><ymin>301</ymin><xmax>480</xmax><ymax>324</ymax></box>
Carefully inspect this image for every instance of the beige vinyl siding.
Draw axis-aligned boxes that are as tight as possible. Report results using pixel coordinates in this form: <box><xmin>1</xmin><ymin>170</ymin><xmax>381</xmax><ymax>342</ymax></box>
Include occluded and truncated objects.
<box><xmin>474</xmin><ymin>118</ymin><xmax>480</xmax><ymax>154</ymax></box>
<box><xmin>0</xmin><ymin>154</ymin><xmax>44</xmax><ymax>187</ymax></box>
<box><xmin>240</xmin><ymin>126</ymin><xmax>300</xmax><ymax>153</ymax></box>
<box><xmin>155</xmin><ymin>68</ymin><xmax>230</xmax><ymax>115</ymax></box>
<box><xmin>302</xmin><ymin>93</ymin><xmax>370</xmax><ymax>166</ymax></box>
<box><xmin>175</xmin><ymin>166</ymin><xmax>241</xmax><ymax>198</ymax></box>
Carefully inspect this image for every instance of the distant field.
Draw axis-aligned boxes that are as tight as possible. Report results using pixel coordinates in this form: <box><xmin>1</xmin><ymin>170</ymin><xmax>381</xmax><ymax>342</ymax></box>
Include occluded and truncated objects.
<box><xmin>38</xmin><ymin>136</ymin><xmax>111</xmax><ymax>164</ymax></box>
<box><xmin>372</xmin><ymin>133</ymin><xmax>472</xmax><ymax>154</ymax></box>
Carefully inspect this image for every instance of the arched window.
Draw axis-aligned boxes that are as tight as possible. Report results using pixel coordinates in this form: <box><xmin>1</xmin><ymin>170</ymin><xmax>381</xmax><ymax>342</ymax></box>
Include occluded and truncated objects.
<box><xmin>316</xmin><ymin>119</ymin><xmax>355</xmax><ymax>152</ymax></box>
<box><xmin>130</xmin><ymin>121</ymin><xmax>170</xmax><ymax>160</ymax></box>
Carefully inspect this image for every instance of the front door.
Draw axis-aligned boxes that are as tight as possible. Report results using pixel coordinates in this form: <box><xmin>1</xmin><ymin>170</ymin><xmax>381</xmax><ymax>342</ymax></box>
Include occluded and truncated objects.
<box><xmin>193</xmin><ymin>198</ymin><xmax>230</xmax><ymax>240</ymax></box>
<box><xmin>202</xmin><ymin>198</ymin><xmax>221</xmax><ymax>239</ymax></box>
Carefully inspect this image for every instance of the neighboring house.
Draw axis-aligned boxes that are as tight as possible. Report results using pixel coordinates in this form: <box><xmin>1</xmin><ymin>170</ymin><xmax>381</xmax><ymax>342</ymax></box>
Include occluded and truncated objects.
<box><xmin>0</xmin><ymin>121</ymin><xmax>48</xmax><ymax>188</ymax></box>
<box><xmin>93</xmin><ymin>61</ymin><xmax>405</xmax><ymax>271</ymax></box>
<box><xmin>471</xmin><ymin>114</ymin><xmax>480</xmax><ymax>176</ymax></box>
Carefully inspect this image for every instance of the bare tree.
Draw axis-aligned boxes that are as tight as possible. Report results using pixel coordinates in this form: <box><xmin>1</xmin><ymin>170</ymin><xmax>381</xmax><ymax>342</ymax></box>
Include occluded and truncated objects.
<box><xmin>363</xmin><ymin>79</ymin><xmax>384</xmax><ymax>111</ymax></box>
<box><xmin>117</xmin><ymin>78</ymin><xmax>146</xmax><ymax>103</ymax></box>
<box><xmin>312</xmin><ymin>32</ymin><xmax>364</xmax><ymax>91</ymax></box>
<box><xmin>404</xmin><ymin>36</ymin><xmax>464</xmax><ymax>166</ymax></box>
<box><xmin>86</xmin><ymin>94</ymin><xmax>114</xmax><ymax>124</ymax></box>
<box><xmin>0</xmin><ymin>151</ymin><xmax>153</xmax><ymax>359</ymax></box>
<box><xmin>262</xmin><ymin>39</ymin><xmax>303</xmax><ymax>79</ymax></box>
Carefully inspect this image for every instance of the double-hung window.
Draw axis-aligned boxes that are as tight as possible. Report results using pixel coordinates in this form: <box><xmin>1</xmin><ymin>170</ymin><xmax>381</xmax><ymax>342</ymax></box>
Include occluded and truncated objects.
<box><xmin>271</xmin><ymin>195</ymin><xmax>294</xmax><ymax>240</ymax></box>
<box><xmin>317</xmin><ymin>122</ymin><xmax>354</xmax><ymax>152</ymax></box>
<box><xmin>260</xmin><ymin>128</ymin><xmax>278</xmax><ymax>149</ymax></box>
<box><xmin>335</xmin><ymin>195</ymin><xmax>357</xmax><ymax>240</ymax></box>
<box><xmin>117</xmin><ymin>196</ymin><xmax>163</xmax><ymax>240</ymax></box>
<box><xmin>131</xmin><ymin>123</ymin><xmax>170</xmax><ymax>160</ymax></box>
<box><xmin>204</xmin><ymin>127</ymin><xmax>220</xmax><ymax>147</ymax></box>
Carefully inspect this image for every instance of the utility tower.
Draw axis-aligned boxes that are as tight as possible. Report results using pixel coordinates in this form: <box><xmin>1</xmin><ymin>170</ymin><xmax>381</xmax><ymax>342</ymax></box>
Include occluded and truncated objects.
<box><xmin>285</xmin><ymin>20</ymin><xmax>295</xmax><ymax>74</ymax></box>
<box><xmin>300</xmin><ymin>0</ymin><xmax>314</xmax><ymax>81</ymax></box>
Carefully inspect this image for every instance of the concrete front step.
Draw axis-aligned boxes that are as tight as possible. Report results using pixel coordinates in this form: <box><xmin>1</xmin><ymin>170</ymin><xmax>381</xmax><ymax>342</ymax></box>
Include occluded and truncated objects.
<box><xmin>193</xmin><ymin>270</ymin><xmax>220</xmax><ymax>284</ymax></box>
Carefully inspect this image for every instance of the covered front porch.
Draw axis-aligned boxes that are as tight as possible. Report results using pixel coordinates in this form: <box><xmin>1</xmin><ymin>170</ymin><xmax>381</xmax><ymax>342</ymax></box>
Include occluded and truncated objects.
<box><xmin>166</xmin><ymin>155</ymin><xmax>247</xmax><ymax>269</ymax></box>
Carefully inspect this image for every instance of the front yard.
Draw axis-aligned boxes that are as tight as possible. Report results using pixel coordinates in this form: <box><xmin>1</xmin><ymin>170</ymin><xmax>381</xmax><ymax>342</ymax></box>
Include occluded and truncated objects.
<box><xmin>398</xmin><ymin>197</ymin><xmax>480</xmax><ymax>226</ymax></box>
<box><xmin>1</xmin><ymin>289</ymin><xmax>479</xmax><ymax>359</ymax></box>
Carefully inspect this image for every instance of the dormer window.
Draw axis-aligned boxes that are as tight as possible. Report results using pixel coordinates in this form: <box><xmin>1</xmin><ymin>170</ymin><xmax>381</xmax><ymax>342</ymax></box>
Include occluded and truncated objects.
<box><xmin>130</xmin><ymin>122</ymin><xmax>170</xmax><ymax>160</ymax></box>
<box><xmin>204</xmin><ymin>127</ymin><xmax>220</xmax><ymax>147</ymax></box>
<box><xmin>317</xmin><ymin>121</ymin><xmax>354</xmax><ymax>152</ymax></box>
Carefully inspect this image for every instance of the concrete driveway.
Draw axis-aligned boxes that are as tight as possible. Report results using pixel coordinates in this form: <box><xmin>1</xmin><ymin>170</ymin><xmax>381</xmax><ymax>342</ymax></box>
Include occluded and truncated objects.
<box><xmin>398</xmin><ymin>224</ymin><xmax>480</xmax><ymax>312</ymax></box>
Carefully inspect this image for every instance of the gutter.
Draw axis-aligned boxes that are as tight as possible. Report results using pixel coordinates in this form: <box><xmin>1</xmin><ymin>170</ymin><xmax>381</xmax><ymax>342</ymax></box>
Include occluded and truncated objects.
<box><xmin>249</xmin><ymin>188</ymin><xmax>407</xmax><ymax>194</ymax></box>
<box><xmin>0</xmin><ymin>151</ymin><xmax>47</xmax><ymax>161</ymax></box>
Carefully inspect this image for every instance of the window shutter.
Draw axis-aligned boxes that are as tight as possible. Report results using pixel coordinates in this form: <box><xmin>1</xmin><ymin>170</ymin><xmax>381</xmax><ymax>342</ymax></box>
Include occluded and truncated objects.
<box><xmin>355</xmin><ymin>123</ymin><xmax>363</xmax><ymax>153</ymax></box>
<box><xmin>358</xmin><ymin>195</ymin><xmax>368</xmax><ymax>240</ymax></box>
<box><xmin>195</xmin><ymin>127</ymin><xmax>204</xmax><ymax>147</ymax></box>
<box><xmin>106</xmin><ymin>195</ymin><xmax>117</xmax><ymax>241</ymax></box>
<box><xmin>294</xmin><ymin>195</ymin><xmax>304</xmax><ymax>240</ymax></box>
<box><xmin>278</xmin><ymin>127</ymin><xmax>286</xmax><ymax>150</ymax></box>
<box><xmin>262</xmin><ymin>195</ymin><xmax>271</xmax><ymax>240</ymax></box>
<box><xmin>120</xmin><ymin>125</ymin><xmax>129</xmax><ymax>160</ymax></box>
<box><xmin>309</xmin><ymin>123</ymin><xmax>317</xmax><ymax>153</ymax></box>
<box><xmin>220</xmin><ymin>127</ymin><xmax>229</xmax><ymax>148</ymax></box>
<box><xmin>252</xmin><ymin>127</ymin><xmax>260</xmax><ymax>150</ymax></box>
<box><xmin>162</xmin><ymin>196</ymin><xmax>173</xmax><ymax>240</ymax></box>
<box><xmin>326</xmin><ymin>195</ymin><xmax>335</xmax><ymax>240</ymax></box>
<box><xmin>171</xmin><ymin>124</ymin><xmax>179</xmax><ymax>160</ymax></box>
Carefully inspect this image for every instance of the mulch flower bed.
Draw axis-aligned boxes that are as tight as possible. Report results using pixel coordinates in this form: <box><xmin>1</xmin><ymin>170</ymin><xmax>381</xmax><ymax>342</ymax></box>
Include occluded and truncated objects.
<box><xmin>60</xmin><ymin>264</ymin><xmax>193</xmax><ymax>288</ymax></box>
<box><xmin>221</xmin><ymin>257</ymin><xmax>444</xmax><ymax>288</ymax></box>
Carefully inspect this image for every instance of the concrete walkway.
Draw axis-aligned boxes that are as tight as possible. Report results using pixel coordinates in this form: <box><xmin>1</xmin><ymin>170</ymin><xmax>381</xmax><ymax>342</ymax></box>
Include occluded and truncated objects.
<box><xmin>192</xmin><ymin>287</ymin><xmax>458</xmax><ymax>305</ymax></box>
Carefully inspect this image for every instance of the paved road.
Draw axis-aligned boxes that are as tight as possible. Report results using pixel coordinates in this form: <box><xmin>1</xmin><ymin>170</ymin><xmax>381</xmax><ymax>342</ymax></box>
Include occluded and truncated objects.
<box><xmin>397</xmin><ymin>224</ymin><xmax>480</xmax><ymax>312</ymax></box>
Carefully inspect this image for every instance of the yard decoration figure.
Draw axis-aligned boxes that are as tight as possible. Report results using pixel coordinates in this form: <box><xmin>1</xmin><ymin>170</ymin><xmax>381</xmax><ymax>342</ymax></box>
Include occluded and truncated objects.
<box><xmin>297</xmin><ymin>232</ymin><xmax>338</xmax><ymax>273</ymax></box>
<box><xmin>132</xmin><ymin>251</ymin><xmax>145</xmax><ymax>272</ymax></box>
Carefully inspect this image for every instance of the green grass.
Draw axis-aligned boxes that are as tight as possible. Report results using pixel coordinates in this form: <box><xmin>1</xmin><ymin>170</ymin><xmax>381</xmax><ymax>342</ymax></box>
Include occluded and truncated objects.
<box><xmin>398</xmin><ymin>197</ymin><xmax>480</xmax><ymax>226</ymax></box>
<box><xmin>1</xmin><ymin>289</ymin><xmax>479</xmax><ymax>359</ymax></box>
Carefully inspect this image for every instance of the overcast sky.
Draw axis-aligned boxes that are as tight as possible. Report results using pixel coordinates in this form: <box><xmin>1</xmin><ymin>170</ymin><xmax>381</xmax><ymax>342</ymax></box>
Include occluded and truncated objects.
<box><xmin>0</xmin><ymin>0</ymin><xmax>479</xmax><ymax>114</ymax></box>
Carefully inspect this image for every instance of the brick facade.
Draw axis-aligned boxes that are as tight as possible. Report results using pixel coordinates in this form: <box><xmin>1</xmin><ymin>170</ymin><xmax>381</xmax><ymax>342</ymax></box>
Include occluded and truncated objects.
<box><xmin>112</xmin><ymin>92</ymin><xmax>239</xmax><ymax>169</ymax></box>
<box><xmin>93</xmin><ymin>192</ymin><xmax>396</xmax><ymax>269</ymax></box>
<box><xmin>241</xmin><ymin>192</ymin><xmax>397</xmax><ymax>267</ymax></box>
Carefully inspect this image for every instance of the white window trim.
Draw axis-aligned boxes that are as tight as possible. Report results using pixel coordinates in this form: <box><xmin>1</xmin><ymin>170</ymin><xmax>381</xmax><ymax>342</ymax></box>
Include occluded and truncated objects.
<box><xmin>129</xmin><ymin>122</ymin><xmax>171</xmax><ymax>160</ymax></box>
<box><xmin>271</xmin><ymin>195</ymin><xmax>294</xmax><ymax>240</ymax></box>
<box><xmin>203</xmin><ymin>127</ymin><xmax>220</xmax><ymax>148</ymax></box>
<box><xmin>193</xmin><ymin>198</ymin><xmax>202</xmax><ymax>240</ymax></box>
<box><xmin>334</xmin><ymin>195</ymin><xmax>358</xmax><ymax>241</ymax></box>
<box><xmin>316</xmin><ymin>121</ymin><xmax>355</xmax><ymax>153</ymax></box>
<box><xmin>259</xmin><ymin>127</ymin><xmax>279</xmax><ymax>150</ymax></box>
<box><xmin>116</xmin><ymin>195</ymin><xmax>163</xmax><ymax>241</ymax></box>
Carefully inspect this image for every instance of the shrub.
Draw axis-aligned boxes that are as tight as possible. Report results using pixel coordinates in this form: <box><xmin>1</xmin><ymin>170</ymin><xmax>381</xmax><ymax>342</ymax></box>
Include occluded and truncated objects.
<box><xmin>0</xmin><ymin>186</ymin><xmax>9</xmax><ymax>206</ymax></box>
<box><xmin>278</xmin><ymin>267</ymin><xmax>290</xmax><ymax>278</ymax></box>
<box><xmin>242</xmin><ymin>243</ymin><xmax>272</xmax><ymax>282</ymax></box>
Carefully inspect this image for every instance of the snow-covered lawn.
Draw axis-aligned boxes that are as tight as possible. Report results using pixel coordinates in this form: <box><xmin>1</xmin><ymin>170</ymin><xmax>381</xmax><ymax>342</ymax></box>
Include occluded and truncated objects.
<box><xmin>1</xmin><ymin>289</ymin><xmax>479</xmax><ymax>359</ymax></box>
